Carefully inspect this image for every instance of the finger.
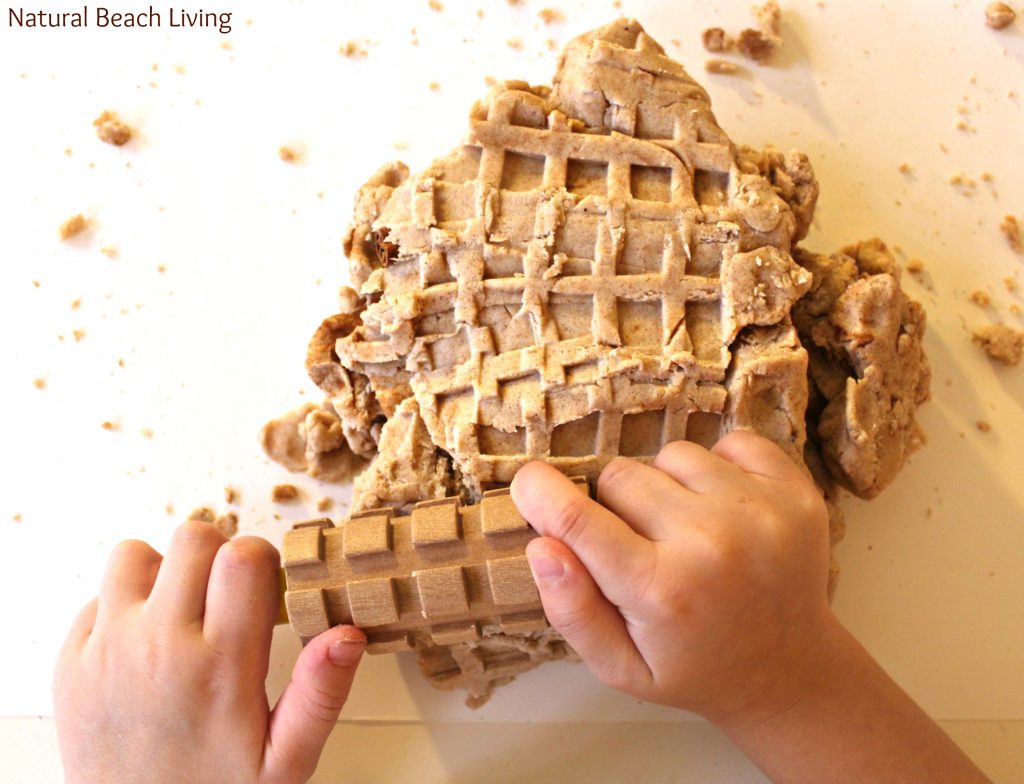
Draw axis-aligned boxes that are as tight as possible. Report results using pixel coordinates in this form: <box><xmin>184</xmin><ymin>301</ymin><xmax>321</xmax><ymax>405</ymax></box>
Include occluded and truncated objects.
<box><xmin>96</xmin><ymin>539</ymin><xmax>162</xmax><ymax>623</ymax></box>
<box><xmin>597</xmin><ymin>457</ymin><xmax>701</xmax><ymax>540</ymax></box>
<box><xmin>525</xmin><ymin>538</ymin><xmax>653</xmax><ymax>695</ymax></box>
<box><xmin>147</xmin><ymin>520</ymin><xmax>227</xmax><ymax>624</ymax></box>
<box><xmin>263</xmin><ymin>625</ymin><xmax>365</xmax><ymax>784</ymax></box>
<box><xmin>711</xmin><ymin>429</ymin><xmax>806</xmax><ymax>482</ymax></box>
<box><xmin>61</xmin><ymin>598</ymin><xmax>99</xmax><ymax>656</ymax></box>
<box><xmin>203</xmin><ymin>536</ymin><xmax>280</xmax><ymax>671</ymax></box>
<box><xmin>653</xmin><ymin>440</ymin><xmax>747</xmax><ymax>493</ymax></box>
<box><xmin>511</xmin><ymin>461</ymin><xmax>656</xmax><ymax>608</ymax></box>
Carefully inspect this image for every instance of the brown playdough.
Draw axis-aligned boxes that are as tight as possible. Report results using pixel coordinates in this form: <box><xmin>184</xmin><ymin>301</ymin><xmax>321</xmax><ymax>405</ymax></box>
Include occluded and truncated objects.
<box><xmin>93</xmin><ymin>111</ymin><xmax>133</xmax><ymax>146</ymax></box>
<box><xmin>264</xmin><ymin>19</ymin><xmax>929</xmax><ymax>705</ymax></box>
<box><xmin>973</xmin><ymin>324</ymin><xmax>1024</xmax><ymax>367</ymax></box>
<box><xmin>985</xmin><ymin>3</ymin><xmax>1016</xmax><ymax>29</ymax></box>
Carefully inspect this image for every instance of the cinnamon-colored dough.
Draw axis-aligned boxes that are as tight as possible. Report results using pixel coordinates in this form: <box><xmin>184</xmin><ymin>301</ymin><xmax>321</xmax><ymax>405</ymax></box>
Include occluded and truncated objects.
<box><xmin>263</xmin><ymin>19</ymin><xmax>929</xmax><ymax>705</ymax></box>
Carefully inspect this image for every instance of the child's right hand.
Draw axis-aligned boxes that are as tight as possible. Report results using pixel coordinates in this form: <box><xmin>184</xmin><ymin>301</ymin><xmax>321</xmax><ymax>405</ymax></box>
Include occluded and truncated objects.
<box><xmin>510</xmin><ymin>430</ymin><xmax>837</xmax><ymax>727</ymax></box>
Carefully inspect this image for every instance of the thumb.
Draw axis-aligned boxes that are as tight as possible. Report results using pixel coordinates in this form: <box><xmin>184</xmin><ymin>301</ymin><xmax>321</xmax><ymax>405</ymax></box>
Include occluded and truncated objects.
<box><xmin>526</xmin><ymin>537</ymin><xmax>652</xmax><ymax>695</ymax></box>
<box><xmin>262</xmin><ymin>625</ymin><xmax>366</xmax><ymax>784</ymax></box>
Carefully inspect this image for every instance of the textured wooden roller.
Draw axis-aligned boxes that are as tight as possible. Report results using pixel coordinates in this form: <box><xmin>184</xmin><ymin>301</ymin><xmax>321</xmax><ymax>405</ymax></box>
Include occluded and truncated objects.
<box><xmin>281</xmin><ymin>478</ymin><xmax>588</xmax><ymax>653</ymax></box>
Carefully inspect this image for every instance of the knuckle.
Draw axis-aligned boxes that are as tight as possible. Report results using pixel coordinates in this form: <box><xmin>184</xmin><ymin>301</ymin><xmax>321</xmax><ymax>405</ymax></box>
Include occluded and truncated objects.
<box><xmin>302</xmin><ymin>683</ymin><xmax>345</xmax><ymax>724</ymax></box>
<box><xmin>550</xmin><ymin>601</ymin><xmax>598</xmax><ymax>640</ymax></box>
<box><xmin>549</xmin><ymin>497</ymin><xmax>590</xmax><ymax>548</ymax></box>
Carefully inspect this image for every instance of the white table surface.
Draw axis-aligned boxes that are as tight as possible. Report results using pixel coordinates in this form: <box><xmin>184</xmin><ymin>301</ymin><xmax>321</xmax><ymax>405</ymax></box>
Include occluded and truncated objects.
<box><xmin>1</xmin><ymin>0</ymin><xmax>1022</xmax><ymax>779</ymax></box>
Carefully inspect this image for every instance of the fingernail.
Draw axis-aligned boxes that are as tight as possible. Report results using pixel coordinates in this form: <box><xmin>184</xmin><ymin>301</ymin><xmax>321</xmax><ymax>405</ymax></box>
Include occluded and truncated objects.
<box><xmin>328</xmin><ymin>628</ymin><xmax>365</xmax><ymax>667</ymax></box>
<box><xmin>527</xmin><ymin>552</ymin><xmax>565</xmax><ymax>581</ymax></box>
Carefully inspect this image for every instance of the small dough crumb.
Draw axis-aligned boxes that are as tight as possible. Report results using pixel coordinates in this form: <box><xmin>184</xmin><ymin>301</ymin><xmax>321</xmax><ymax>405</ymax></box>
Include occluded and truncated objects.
<box><xmin>970</xmin><ymin>290</ymin><xmax>991</xmax><ymax>307</ymax></box>
<box><xmin>898</xmin><ymin>163</ymin><xmax>912</xmax><ymax>175</ymax></box>
<box><xmin>538</xmin><ymin>8</ymin><xmax>564</xmax><ymax>24</ymax></box>
<box><xmin>93</xmin><ymin>111</ymin><xmax>134</xmax><ymax>146</ymax></box>
<box><xmin>33</xmin><ymin>378</ymin><xmax>46</xmax><ymax>390</ymax></box>
<box><xmin>165</xmin><ymin>502</ymin><xmax>175</xmax><ymax>515</ymax></box>
<box><xmin>506</xmin><ymin>37</ymin><xmax>523</xmax><ymax>50</ymax></box>
<box><xmin>278</xmin><ymin>146</ymin><xmax>302</xmax><ymax>163</ymax></box>
<box><xmin>973</xmin><ymin>324</ymin><xmax>1024</xmax><ymax>366</ymax></box>
<box><xmin>188</xmin><ymin>506</ymin><xmax>216</xmax><ymax>523</ymax></box>
<box><xmin>59</xmin><ymin>214</ymin><xmax>88</xmax><ymax>241</ymax></box>
<box><xmin>428</xmin><ymin>0</ymin><xmax>443</xmax><ymax>11</ymax></box>
<box><xmin>428</xmin><ymin>81</ymin><xmax>441</xmax><ymax>92</ymax></box>
<box><xmin>1000</xmin><ymin>215</ymin><xmax>1022</xmax><ymax>253</ymax></box>
<box><xmin>906</xmin><ymin>259</ymin><xmax>925</xmax><ymax>273</ymax></box>
<box><xmin>985</xmin><ymin>2</ymin><xmax>1016</xmax><ymax>29</ymax></box>
<box><xmin>705</xmin><ymin>58</ymin><xmax>741</xmax><ymax>75</ymax></box>
<box><xmin>12</xmin><ymin>513</ymin><xmax>22</xmax><ymax>523</ymax></box>
<box><xmin>224</xmin><ymin>486</ymin><xmax>238</xmax><ymax>504</ymax></box>
<box><xmin>976</xmin><ymin>420</ymin><xmax>992</xmax><ymax>433</ymax></box>
<box><xmin>100</xmin><ymin>421</ymin><xmax>120</xmax><ymax>432</ymax></box>
<box><xmin>339</xmin><ymin>40</ymin><xmax>368</xmax><ymax>59</ymax></box>
<box><xmin>703</xmin><ymin>2</ymin><xmax>780</xmax><ymax>63</ymax></box>
<box><xmin>702</xmin><ymin>27</ymin><xmax>731</xmax><ymax>52</ymax></box>
<box><xmin>1005</xmin><ymin>276</ymin><xmax>1019</xmax><ymax>293</ymax></box>
<box><xmin>272</xmin><ymin>484</ymin><xmax>299</xmax><ymax>502</ymax></box>
<box><xmin>214</xmin><ymin>512</ymin><xmax>238</xmax><ymax>538</ymax></box>
<box><xmin>316</xmin><ymin>497</ymin><xmax>334</xmax><ymax>512</ymax></box>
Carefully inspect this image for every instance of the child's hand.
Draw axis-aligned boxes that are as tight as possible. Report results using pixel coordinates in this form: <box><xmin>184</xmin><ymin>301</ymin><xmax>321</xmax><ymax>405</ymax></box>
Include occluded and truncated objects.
<box><xmin>511</xmin><ymin>430</ymin><xmax>835</xmax><ymax>726</ymax></box>
<box><xmin>54</xmin><ymin>521</ymin><xmax>366</xmax><ymax>784</ymax></box>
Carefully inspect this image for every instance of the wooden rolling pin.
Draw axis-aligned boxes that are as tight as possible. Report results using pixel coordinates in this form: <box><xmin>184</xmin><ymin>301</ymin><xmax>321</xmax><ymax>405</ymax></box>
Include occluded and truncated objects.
<box><xmin>275</xmin><ymin>479</ymin><xmax>588</xmax><ymax>653</ymax></box>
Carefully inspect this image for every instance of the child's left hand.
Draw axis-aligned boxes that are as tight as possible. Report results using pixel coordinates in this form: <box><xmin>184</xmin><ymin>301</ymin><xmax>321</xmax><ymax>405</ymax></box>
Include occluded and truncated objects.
<box><xmin>54</xmin><ymin>520</ymin><xmax>366</xmax><ymax>784</ymax></box>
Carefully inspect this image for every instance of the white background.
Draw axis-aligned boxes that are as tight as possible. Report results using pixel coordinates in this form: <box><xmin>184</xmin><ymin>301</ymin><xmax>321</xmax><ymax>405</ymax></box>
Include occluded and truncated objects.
<box><xmin>0</xmin><ymin>0</ymin><xmax>1022</xmax><ymax>780</ymax></box>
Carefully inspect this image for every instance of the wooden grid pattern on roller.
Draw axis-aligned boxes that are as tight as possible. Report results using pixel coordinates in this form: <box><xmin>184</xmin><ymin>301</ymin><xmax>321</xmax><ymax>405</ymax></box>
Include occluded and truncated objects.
<box><xmin>282</xmin><ymin>479</ymin><xmax>589</xmax><ymax>659</ymax></box>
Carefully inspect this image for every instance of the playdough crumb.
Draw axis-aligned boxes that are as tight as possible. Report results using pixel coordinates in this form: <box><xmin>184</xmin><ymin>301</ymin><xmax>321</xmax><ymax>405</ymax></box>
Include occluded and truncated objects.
<box><xmin>973</xmin><ymin>324</ymin><xmax>1024</xmax><ymax>366</ymax></box>
<box><xmin>702</xmin><ymin>27</ymin><xmax>731</xmax><ymax>52</ymax></box>
<box><xmin>906</xmin><ymin>259</ymin><xmax>925</xmax><ymax>273</ymax></box>
<box><xmin>701</xmin><ymin>2</ymin><xmax>780</xmax><ymax>63</ymax></box>
<box><xmin>898</xmin><ymin>163</ymin><xmax>912</xmax><ymax>175</ymax></box>
<box><xmin>32</xmin><ymin>378</ymin><xmax>46</xmax><ymax>390</ymax></box>
<box><xmin>59</xmin><ymin>214</ymin><xmax>88</xmax><ymax>241</ymax></box>
<box><xmin>188</xmin><ymin>506</ymin><xmax>216</xmax><ymax>523</ymax></box>
<box><xmin>976</xmin><ymin>420</ymin><xmax>992</xmax><ymax>433</ymax></box>
<box><xmin>705</xmin><ymin>58</ymin><xmax>741</xmax><ymax>74</ymax></box>
<box><xmin>985</xmin><ymin>2</ymin><xmax>1016</xmax><ymax>29</ymax></box>
<box><xmin>214</xmin><ymin>512</ymin><xmax>238</xmax><ymax>538</ymax></box>
<box><xmin>224</xmin><ymin>486</ymin><xmax>238</xmax><ymax>504</ymax></box>
<box><xmin>278</xmin><ymin>146</ymin><xmax>302</xmax><ymax>163</ymax></box>
<box><xmin>1000</xmin><ymin>215</ymin><xmax>1022</xmax><ymax>253</ymax></box>
<box><xmin>970</xmin><ymin>290</ymin><xmax>991</xmax><ymax>307</ymax></box>
<box><xmin>12</xmin><ymin>514</ymin><xmax>22</xmax><ymax>523</ymax></box>
<box><xmin>316</xmin><ymin>497</ymin><xmax>334</xmax><ymax>512</ymax></box>
<box><xmin>93</xmin><ymin>111</ymin><xmax>134</xmax><ymax>146</ymax></box>
<box><xmin>538</xmin><ymin>8</ymin><xmax>565</xmax><ymax>24</ymax></box>
<box><xmin>340</xmin><ymin>40</ymin><xmax>367</xmax><ymax>59</ymax></box>
<box><xmin>428</xmin><ymin>0</ymin><xmax>443</xmax><ymax>11</ymax></box>
<box><xmin>272</xmin><ymin>484</ymin><xmax>299</xmax><ymax>502</ymax></box>
<box><xmin>100</xmin><ymin>420</ymin><xmax>120</xmax><ymax>432</ymax></box>
<box><xmin>165</xmin><ymin>502</ymin><xmax>175</xmax><ymax>515</ymax></box>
